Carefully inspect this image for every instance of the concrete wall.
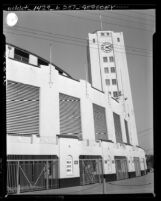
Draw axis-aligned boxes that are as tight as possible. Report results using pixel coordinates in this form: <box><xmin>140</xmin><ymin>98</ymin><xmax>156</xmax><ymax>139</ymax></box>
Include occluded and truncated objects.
<box><xmin>88</xmin><ymin>33</ymin><xmax>103</xmax><ymax>91</ymax></box>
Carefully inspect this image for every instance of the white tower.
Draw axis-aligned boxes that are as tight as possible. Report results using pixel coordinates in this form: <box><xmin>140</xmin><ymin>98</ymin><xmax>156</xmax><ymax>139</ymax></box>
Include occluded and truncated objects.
<box><xmin>87</xmin><ymin>30</ymin><xmax>139</xmax><ymax>146</ymax></box>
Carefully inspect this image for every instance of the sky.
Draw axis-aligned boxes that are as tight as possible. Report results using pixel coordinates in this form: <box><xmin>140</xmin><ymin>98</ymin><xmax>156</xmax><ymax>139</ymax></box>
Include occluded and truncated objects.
<box><xmin>3</xmin><ymin>9</ymin><xmax>155</xmax><ymax>154</ymax></box>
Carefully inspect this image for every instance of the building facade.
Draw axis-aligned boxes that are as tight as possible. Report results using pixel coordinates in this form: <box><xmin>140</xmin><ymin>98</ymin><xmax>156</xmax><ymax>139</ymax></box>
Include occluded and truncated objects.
<box><xmin>6</xmin><ymin>30</ymin><xmax>147</xmax><ymax>194</ymax></box>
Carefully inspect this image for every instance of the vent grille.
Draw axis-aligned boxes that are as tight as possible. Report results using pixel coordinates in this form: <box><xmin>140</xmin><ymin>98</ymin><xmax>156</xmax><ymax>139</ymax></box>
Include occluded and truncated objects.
<box><xmin>113</xmin><ymin>112</ymin><xmax>123</xmax><ymax>143</ymax></box>
<box><xmin>59</xmin><ymin>93</ymin><xmax>82</xmax><ymax>137</ymax></box>
<box><xmin>93</xmin><ymin>103</ymin><xmax>108</xmax><ymax>141</ymax></box>
<box><xmin>6</xmin><ymin>81</ymin><xmax>39</xmax><ymax>135</ymax></box>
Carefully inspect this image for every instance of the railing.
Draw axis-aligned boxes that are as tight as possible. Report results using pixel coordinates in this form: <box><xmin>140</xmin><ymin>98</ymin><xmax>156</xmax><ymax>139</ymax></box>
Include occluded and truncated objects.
<box><xmin>7</xmin><ymin>159</ymin><xmax>59</xmax><ymax>194</ymax></box>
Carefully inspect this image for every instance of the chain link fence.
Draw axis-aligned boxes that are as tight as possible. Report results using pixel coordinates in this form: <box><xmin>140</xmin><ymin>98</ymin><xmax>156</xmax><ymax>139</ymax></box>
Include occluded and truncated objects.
<box><xmin>7</xmin><ymin>159</ymin><xmax>59</xmax><ymax>194</ymax></box>
<box><xmin>79</xmin><ymin>159</ymin><xmax>103</xmax><ymax>185</ymax></box>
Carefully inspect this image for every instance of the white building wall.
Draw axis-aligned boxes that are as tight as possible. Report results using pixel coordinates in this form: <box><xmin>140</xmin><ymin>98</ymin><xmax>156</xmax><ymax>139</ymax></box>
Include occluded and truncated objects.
<box><xmin>39</xmin><ymin>65</ymin><xmax>60</xmax><ymax>139</ymax></box>
<box><xmin>59</xmin><ymin>138</ymin><xmax>80</xmax><ymax>178</ymax></box>
<box><xmin>79</xmin><ymin>80</ymin><xmax>96</xmax><ymax>141</ymax></box>
<box><xmin>29</xmin><ymin>54</ymin><xmax>38</xmax><ymax>66</ymax></box>
<box><xmin>6</xmin><ymin>45</ymin><xmax>14</xmax><ymax>58</ymax></box>
<box><xmin>114</xmin><ymin>32</ymin><xmax>138</xmax><ymax>145</ymax></box>
<box><xmin>88</xmin><ymin>33</ymin><xmax>103</xmax><ymax>91</ymax></box>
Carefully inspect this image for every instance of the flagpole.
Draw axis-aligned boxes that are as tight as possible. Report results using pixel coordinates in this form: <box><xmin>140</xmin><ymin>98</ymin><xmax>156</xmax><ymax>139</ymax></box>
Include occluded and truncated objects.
<box><xmin>85</xmin><ymin>63</ymin><xmax>88</xmax><ymax>97</ymax></box>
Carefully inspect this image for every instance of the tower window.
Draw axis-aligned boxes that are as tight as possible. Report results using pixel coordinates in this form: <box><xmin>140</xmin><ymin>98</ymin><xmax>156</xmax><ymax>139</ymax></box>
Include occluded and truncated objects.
<box><xmin>106</xmin><ymin>32</ymin><xmax>109</xmax><ymax>36</ymax></box>
<box><xmin>113</xmin><ymin>112</ymin><xmax>123</xmax><ymax>143</ymax></box>
<box><xmin>112</xmin><ymin>79</ymin><xmax>117</xmax><ymax>85</ymax></box>
<box><xmin>111</xmin><ymin>67</ymin><xmax>116</xmax><ymax>73</ymax></box>
<box><xmin>104</xmin><ymin>67</ymin><xmax>109</xmax><ymax>73</ymax></box>
<box><xmin>101</xmin><ymin>32</ymin><xmax>105</xmax><ymax>36</ymax></box>
<box><xmin>38</xmin><ymin>58</ymin><xmax>48</xmax><ymax>66</ymax></box>
<box><xmin>117</xmin><ymin>38</ymin><xmax>120</xmax><ymax>42</ymax></box>
<box><xmin>113</xmin><ymin>91</ymin><xmax>118</xmax><ymax>97</ymax></box>
<box><xmin>103</xmin><ymin>57</ymin><xmax>108</xmax><ymax>62</ymax></box>
<box><xmin>93</xmin><ymin>38</ymin><xmax>95</xmax><ymax>43</ymax></box>
<box><xmin>93</xmin><ymin>103</ymin><xmax>108</xmax><ymax>141</ymax></box>
<box><xmin>14</xmin><ymin>48</ymin><xmax>29</xmax><ymax>64</ymax></box>
<box><xmin>124</xmin><ymin>120</ymin><xmax>130</xmax><ymax>144</ymax></box>
<box><xmin>105</xmin><ymin>79</ymin><xmax>110</xmax><ymax>85</ymax></box>
<box><xmin>109</xmin><ymin>56</ymin><xmax>114</xmax><ymax>62</ymax></box>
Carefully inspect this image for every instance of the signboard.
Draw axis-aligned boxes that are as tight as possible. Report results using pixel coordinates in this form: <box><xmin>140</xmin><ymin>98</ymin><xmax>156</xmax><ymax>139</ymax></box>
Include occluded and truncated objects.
<box><xmin>66</xmin><ymin>159</ymin><xmax>73</xmax><ymax>175</ymax></box>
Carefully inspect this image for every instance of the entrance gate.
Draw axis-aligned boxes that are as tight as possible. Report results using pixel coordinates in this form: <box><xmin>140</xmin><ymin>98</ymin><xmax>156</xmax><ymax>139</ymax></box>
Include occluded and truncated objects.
<box><xmin>79</xmin><ymin>157</ymin><xmax>103</xmax><ymax>185</ymax></box>
<box><xmin>7</xmin><ymin>159</ymin><xmax>59</xmax><ymax>194</ymax></box>
<box><xmin>115</xmin><ymin>156</ymin><xmax>128</xmax><ymax>180</ymax></box>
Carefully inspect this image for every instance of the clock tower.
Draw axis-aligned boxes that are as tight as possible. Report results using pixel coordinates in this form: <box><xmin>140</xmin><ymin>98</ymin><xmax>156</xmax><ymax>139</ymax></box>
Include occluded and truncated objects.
<box><xmin>87</xmin><ymin>31</ymin><xmax>127</xmax><ymax>99</ymax></box>
<box><xmin>87</xmin><ymin>30</ymin><xmax>139</xmax><ymax>145</ymax></box>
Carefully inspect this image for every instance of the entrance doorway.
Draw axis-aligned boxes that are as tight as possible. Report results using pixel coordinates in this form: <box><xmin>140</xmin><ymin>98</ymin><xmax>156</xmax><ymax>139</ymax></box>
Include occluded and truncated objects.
<box><xmin>115</xmin><ymin>156</ymin><xmax>128</xmax><ymax>180</ymax></box>
<box><xmin>133</xmin><ymin>157</ymin><xmax>141</xmax><ymax>176</ymax></box>
<box><xmin>79</xmin><ymin>155</ymin><xmax>103</xmax><ymax>185</ymax></box>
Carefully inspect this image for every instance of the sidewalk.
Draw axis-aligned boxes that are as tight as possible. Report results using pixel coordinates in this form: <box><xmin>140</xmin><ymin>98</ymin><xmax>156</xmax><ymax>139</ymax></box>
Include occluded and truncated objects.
<box><xmin>21</xmin><ymin>172</ymin><xmax>154</xmax><ymax>195</ymax></box>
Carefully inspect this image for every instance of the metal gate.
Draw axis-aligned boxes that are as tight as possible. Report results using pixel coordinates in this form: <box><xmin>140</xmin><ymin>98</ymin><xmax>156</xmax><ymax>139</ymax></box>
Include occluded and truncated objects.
<box><xmin>7</xmin><ymin>160</ymin><xmax>59</xmax><ymax>194</ymax></box>
<box><xmin>115</xmin><ymin>157</ymin><xmax>128</xmax><ymax>180</ymax></box>
<box><xmin>134</xmin><ymin>157</ymin><xmax>141</xmax><ymax>176</ymax></box>
<box><xmin>79</xmin><ymin>159</ymin><xmax>103</xmax><ymax>185</ymax></box>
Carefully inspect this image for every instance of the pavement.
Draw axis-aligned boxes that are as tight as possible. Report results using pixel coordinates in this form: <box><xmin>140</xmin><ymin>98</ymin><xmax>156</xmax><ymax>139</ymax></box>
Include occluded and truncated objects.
<box><xmin>20</xmin><ymin>172</ymin><xmax>154</xmax><ymax>195</ymax></box>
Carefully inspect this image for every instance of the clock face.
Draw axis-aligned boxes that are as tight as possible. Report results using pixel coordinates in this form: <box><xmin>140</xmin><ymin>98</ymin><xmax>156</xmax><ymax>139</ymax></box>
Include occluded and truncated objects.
<box><xmin>101</xmin><ymin>42</ymin><xmax>113</xmax><ymax>53</ymax></box>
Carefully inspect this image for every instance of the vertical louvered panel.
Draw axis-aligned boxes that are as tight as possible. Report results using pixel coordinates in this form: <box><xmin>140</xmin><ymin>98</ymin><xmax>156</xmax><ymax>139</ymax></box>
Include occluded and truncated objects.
<box><xmin>124</xmin><ymin>120</ymin><xmax>130</xmax><ymax>144</ymax></box>
<box><xmin>113</xmin><ymin>112</ymin><xmax>123</xmax><ymax>143</ymax></box>
<box><xmin>6</xmin><ymin>80</ymin><xmax>39</xmax><ymax>135</ymax></box>
<box><xmin>93</xmin><ymin>103</ymin><xmax>108</xmax><ymax>141</ymax></box>
<box><xmin>59</xmin><ymin>93</ymin><xmax>82</xmax><ymax>137</ymax></box>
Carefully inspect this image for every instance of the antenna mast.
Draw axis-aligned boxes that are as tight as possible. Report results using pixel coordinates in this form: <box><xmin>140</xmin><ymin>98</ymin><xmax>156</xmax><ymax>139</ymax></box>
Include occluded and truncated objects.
<box><xmin>99</xmin><ymin>14</ymin><xmax>103</xmax><ymax>31</ymax></box>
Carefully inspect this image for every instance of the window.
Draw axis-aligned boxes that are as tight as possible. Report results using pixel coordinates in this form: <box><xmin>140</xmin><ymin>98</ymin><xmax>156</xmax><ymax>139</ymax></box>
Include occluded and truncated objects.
<box><xmin>113</xmin><ymin>91</ymin><xmax>118</xmax><ymax>97</ymax></box>
<box><xmin>38</xmin><ymin>58</ymin><xmax>48</xmax><ymax>66</ymax></box>
<box><xmin>124</xmin><ymin>120</ymin><xmax>130</xmax><ymax>144</ymax></box>
<box><xmin>117</xmin><ymin>37</ymin><xmax>120</xmax><ymax>42</ymax></box>
<box><xmin>109</xmin><ymin>56</ymin><xmax>114</xmax><ymax>62</ymax></box>
<box><xmin>14</xmin><ymin>48</ymin><xmax>29</xmax><ymax>63</ymax></box>
<box><xmin>101</xmin><ymin>32</ymin><xmax>105</xmax><ymax>36</ymax></box>
<box><xmin>59</xmin><ymin>93</ymin><xmax>82</xmax><ymax>138</ymax></box>
<box><xmin>104</xmin><ymin>67</ymin><xmax>109</xmax><ymax>73</ymax></box>
<box><xmin>113</xmin><ymin>112</ymin><xmax>123</xmax><ymax>143</ymax></box>
<box><xmin>105</xmin><ymin>79</ymin><xmax>110</xmax><ymax>85</ymax></box>
<box><xmin>112</xmin><ymin>79</ymin><xmax>117</xmax><ymax>85</ymax></box>
<box><xmin>103</xmin><ymin>57</ymin><xmax>108</xmax><ymax>62</ymax></box>
<box><xmin>118</xmin><ymin>91</ymin><xmax>122</xmax><ymax>96</ymax></box>
<box><xmin>6</xmin><ymin>81</ymin><xmax>39</xmax><ymax>135</ymax></box>
<box><xmin>93</xmin><ymin>103</ymin><xmax>108</xmax><ymax>141</ymax></box>
<box><xmin>93</xmin><ymin>38</ymin><xmax>95</xmax><ymax>43</ymax></box>
<box><xmin>106</xmin><ymin>32</ymin><xmax>110</xmax><ymax>36</ymax></box>
<box><xmin>111</xmin><ymin>67</ymin><xmax>116</xmax><ymax>73</ymax></box>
